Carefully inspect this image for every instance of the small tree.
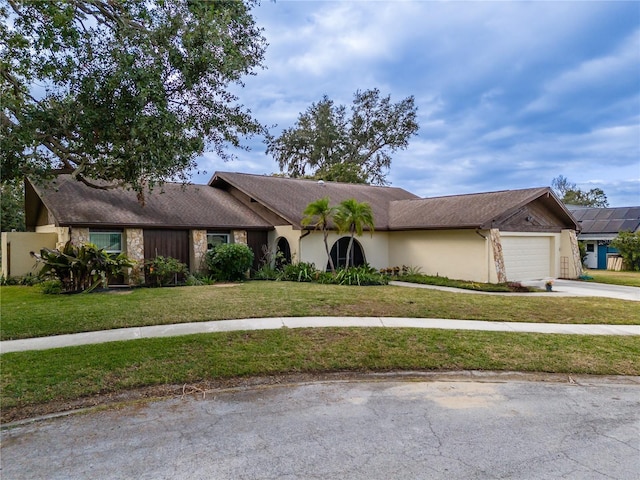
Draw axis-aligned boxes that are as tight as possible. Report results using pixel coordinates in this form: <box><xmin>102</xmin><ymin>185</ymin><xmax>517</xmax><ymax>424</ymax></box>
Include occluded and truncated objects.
<box><xmin>334</xmin><ymin>199</ymin><xmax>375</xmax><ymax>269</ymax></box>
<box><xmin>146</xmin><ymin>256</ymin><xmax>188</xmax><ymax>287</ymax></box>
<box><xmin>302</xmin><ymin>197</ymin><xmax>337</xmax><ymax>274</ymax></box>
<box><xmin>611</xmin><ymin>231</ymin><xmax>640</xmax><ymax>271</ymax></box>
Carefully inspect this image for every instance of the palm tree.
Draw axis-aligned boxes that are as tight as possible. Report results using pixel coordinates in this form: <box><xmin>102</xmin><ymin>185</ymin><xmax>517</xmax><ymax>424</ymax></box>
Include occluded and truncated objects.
<box><xmin>334</xmin><ymin>198</ymin><xmax>375</xmax><ymax>268</ymax></box>
<box><xmin>302</xmin><ymin>197</ymin><xmax>337</xmax><ymax>274</ymax></box>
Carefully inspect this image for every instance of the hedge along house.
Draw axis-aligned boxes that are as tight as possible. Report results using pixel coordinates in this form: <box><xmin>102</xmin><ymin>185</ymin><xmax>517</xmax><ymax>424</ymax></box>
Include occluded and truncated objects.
<box><xmin>3</xmin><ymin>172</ymin><xmax>581</xmax><ymax>284</ymax></box>
<box><xmin>566</xmin><ymin>205</ymin><xmax>640</xmax><ymax>270</ymax></box>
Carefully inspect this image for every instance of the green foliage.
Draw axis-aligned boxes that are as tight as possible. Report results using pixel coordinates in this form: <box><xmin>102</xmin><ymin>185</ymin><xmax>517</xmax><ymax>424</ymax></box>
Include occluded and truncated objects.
<box><xmin>253</xmin><ymin>265</ymin><xmax>284</xmax><ymax>281</ymax></box>
<box><xmin>551</xmin><ymin>176</ymin><xmax>608</xmax><ymax>207</ymax></box>
<box><xmin>267</xmin><ymin>88</ymin><xmax>419</xmax><ymax>185</ymax></box>
<box><xmin>30</xmin><ymin>241</ymin><xmax>135</xmax><ymax>293</ymax></box>
<box><xmin>578</xmin><ymin>241</ymin><xmax>588</xmax><ymax>266</ymax></box>
<box><xmin>146</xmin><ymin>256</ymin><xmax>188</xmax><ymax>287</ymax></box>
<box><xmin>39</xmin><ymin>280</ymin><xmax>63</xmax><ymax>295</ymax></box>
<box><xmin>205</xmin><ymin>243</ymin><xmax>254</xmax><ymax>281</ymax></box>
<box><xmin>398</xmin><ymin>273</ymin><xmax>533</xmax><ymax>293</ymax></box>
<box><xmin>319</xmin><ymin>266</ymin><xmax>388</xmax><ymax>286</ymax></box>
<box><xmin>0</xmin><ymin>180</ymin><xmax>25</xmax><ymax>231</ymax></box>
<box><xmin>334</xmin><ymin>198</ymin><xmax>375</xmax><ymax>268</ymax></box>
<box><xmin>611</xmin><ymin>231</ymin><xmax>640</xmax><ymax>271</ymax></box>
<box><xmin>282</xmin><ymin>262</ymin><xmax>319</xmax><ymax>282</ymax></box>
<box><xmin>0</xmin><ymin>273</ymin><xmax>41</xmax><ymax>286</ymax></box>
<box><xmin>302</xmin><ymin>197</ymin><xmax>337</xmax><ymax>273</ymax></box>
<box><xmin>2</xmin><ymin>0</ymin><xmax>267</xmax><ymax>193</ymax></box>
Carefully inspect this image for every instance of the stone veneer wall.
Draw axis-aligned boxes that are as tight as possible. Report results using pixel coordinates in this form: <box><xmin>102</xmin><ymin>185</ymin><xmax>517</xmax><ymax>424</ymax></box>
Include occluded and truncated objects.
<box><xmin>490</xmin><ymin>229</ymin><xmax>507</xmax><ymax>284</ymax></box>
<box><xmin>232</xmin><ymin>230</ymin><xmax>247</xmax><ymax>244</ymax></box>
<box><xmin>125</xmin><ymin>228</ymin><xmax>145</xmax><ymax>284</ymax></box>
<box><xmin>568</xmin><ymin>230</ymin><xmax>583</xmax><ymax>278</ymax></box>
<box><xmin>191</xmin><ymin>230</ymin><xmax>208</xmax><ymax>272</ymax></box>
<box><xmin>70</xmin><ymin>227</ymin><xmax>89</xmax><ymax>246</ymax></box>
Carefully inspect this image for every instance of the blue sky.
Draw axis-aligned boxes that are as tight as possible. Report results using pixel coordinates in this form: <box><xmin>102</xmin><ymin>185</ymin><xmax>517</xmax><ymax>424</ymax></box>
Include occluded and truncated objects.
<box><xmin>195</xmin><ymin>0</ymin><xmax>640</xmax><ymax>207</ymax></box>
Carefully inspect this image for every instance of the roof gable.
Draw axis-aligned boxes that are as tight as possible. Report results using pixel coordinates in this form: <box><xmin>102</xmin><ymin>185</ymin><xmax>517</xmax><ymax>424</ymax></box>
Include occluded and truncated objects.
<box><xmin>210</xmin><ymin>172</ymin><xmax>420</xmax><ymax>229</ymax></box>
<box><xmin>389</xmin><ymin>187</ymin><xmax>578</xmax><ymax>231</ymax></box>
<box><xmin>27</xmin><ymin>175</ymin><xmax>273</xmax><ymax>229</ymax></box>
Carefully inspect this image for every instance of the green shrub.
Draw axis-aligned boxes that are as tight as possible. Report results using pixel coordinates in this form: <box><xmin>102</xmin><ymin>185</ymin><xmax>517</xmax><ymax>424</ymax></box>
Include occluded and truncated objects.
<box><xmin>205</xmin><ymin>243</ymin><xmax>254</xmax><ymax>281</ymax></box>
<box><xmin>31</xmin><ymin>241</ymin><xmax>135</xmax><ymax>293</ymax></box>
<box><xmin>0</xmin><ymin>273</ymin><xmax>42</xmax><ymax>286</ymax></box>
<box><xmin>321</xmin><ymin>266</ymin><xmax>388</xmax><ymax>286</ymax></box>
<box><xmin>611</xmin><ymin>231</ymin><xmax>640</xmax><ymax>271</ymax></box>
<box><xmin>578</xmin><ymin>241</ymin><xmax>588</xmax><ymax>266</ymax></box>
<box><xmin>281</xmin><ymin>262</ymin><xmax>318</xmax><ymax>282</ymax></box>
<box><xmin>146</xmin><ymin>256</ymin><xmax>188</xmax><ymax>286</ymax></box>
<box><xmin>252</xmin><ymin>265</ymin><xmax>284</xmax><ymax>281</ymax></box>
<box><xmin>39</xmin><ymin>280</ymin><xmax>63</xmax><ymax>294</ymax></box>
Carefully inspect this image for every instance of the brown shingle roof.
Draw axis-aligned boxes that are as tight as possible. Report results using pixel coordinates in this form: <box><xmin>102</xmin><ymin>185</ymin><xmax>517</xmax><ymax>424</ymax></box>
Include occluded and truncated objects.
<box><xmin>29</xmin><ymin>175</ymin><xmax>273</xmax><ymax>229</ymax></box>
<box><xmin>389</xmin><ymin>187</ymin><xmax>575</xmax><ymax>230</ymax></box>
<box><xmin>210</xmin><ymin>172</ymin><xmax>420</xmax><ymax>229</ymax></box>
<box><xmin>567</xmin><ymin>206</ymin><xmax>640</xmax><ymax>234</ymax></box>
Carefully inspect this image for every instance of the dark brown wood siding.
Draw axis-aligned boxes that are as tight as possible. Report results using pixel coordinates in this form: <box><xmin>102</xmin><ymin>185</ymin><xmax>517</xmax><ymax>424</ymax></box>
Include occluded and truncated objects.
<box><xmin>246</xmin><ymin>230</ymin><xmax>269</xmax><ymax>271</ymax></box>
<box><xmin>144</xmin><ymin>229</ymin><xmax>190</xmax><ymax>267</ymax></box>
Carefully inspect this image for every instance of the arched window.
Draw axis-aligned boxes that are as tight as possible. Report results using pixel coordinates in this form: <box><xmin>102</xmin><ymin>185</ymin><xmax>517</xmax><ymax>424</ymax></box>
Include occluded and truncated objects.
<box><xmin>275</xmin><ymin>237</ymin><xmax>292</xmax><ymax>268</ymax></box>
<box><xmin>328</xmin><ymin>237</ymin><xmax>365</xmax><ymax>270</ymax></box>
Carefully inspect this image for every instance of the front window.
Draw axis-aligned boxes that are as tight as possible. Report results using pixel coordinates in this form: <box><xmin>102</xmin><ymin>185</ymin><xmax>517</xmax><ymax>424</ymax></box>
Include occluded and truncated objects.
<box><xmin>207</xmin><ymin>233</ymin><xmax>229</xmax><ymax>250</ymax></box>
<box><xmin>89</xmin><ymin>231</ymin><xmax>122</xmax><ymax>253</ymax></box>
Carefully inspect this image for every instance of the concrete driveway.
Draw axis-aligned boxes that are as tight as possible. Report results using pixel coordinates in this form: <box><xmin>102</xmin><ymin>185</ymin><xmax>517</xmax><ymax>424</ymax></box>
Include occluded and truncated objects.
<box><xmin>2</xmin><ymin>373</ymin><xmax>639</xmax><ymax>479</ymax></box>
<box><xmin>392</xmin><ymin>278</ymin><xmax>640</xmax><ymax>301</ymax></box>
<box><xmin>523</xmin><ymin>279</ymin><xmax>640</xmax><ymax>301</ymax></box>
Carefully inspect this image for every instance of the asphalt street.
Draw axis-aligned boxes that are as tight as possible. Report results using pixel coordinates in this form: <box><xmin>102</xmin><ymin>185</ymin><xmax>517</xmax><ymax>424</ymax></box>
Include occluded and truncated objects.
<box><xmin>2</xmin><ymin>373</ymin><xmax>639</xmax><ymax>480</ymax></box>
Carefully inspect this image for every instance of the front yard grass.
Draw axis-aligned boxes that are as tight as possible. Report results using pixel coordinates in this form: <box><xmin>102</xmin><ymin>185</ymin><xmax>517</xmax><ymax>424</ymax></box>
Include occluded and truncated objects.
<box><xmin>2</xmin><ymin>328</ymin><xmax>639</xmax><ymax>422</ymax></box>
<box><xmin>581</xmin><ymin>269</ymin><xmax>640</xmax><ymax>288</ymax></box>
<box><xmin>1</xmin><ymin>282</ymin><xmax>640</xmax><ymax>340</ymax></box>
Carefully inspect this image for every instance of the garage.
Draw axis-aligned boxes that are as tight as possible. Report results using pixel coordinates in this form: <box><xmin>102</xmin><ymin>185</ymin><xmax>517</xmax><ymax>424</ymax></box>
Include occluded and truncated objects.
<box><xmin>501</xmin><ymin>236</ymin><xmax>552</xmax><ymax>281</ymax></box>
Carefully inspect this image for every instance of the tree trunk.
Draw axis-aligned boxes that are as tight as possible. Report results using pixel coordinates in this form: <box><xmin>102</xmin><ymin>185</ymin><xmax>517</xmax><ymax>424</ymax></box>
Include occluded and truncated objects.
<box><xmin>324</xmin><ymin>229</ymin><xmax>336</xmax><ymax>274</ymax></box>
<box><xmin>345</xmin><ymin>227</ymin><xmax>355</xmax><ymax>269</ymax></box>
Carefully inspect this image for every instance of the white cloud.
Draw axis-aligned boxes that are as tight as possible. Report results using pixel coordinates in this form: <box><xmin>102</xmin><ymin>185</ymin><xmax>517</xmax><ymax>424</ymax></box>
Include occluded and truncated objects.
<box><xmin>195</xmin><ymin>1</ymin><xmax>640</xmax><ymax>207</ymax></box>
<box><xmin>524</xmin><ymin>29</ymin><xmax>640</xmax><ymax>113</ymax></box>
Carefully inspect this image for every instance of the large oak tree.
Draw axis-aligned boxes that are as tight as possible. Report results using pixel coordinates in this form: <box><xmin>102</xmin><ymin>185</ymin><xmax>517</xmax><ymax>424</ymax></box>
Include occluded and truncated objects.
<box><xmin>267</xmin><ymin>89</ymin><xmax>419</xmax><ymax>185</ymax></box>
<box><xmin>1</xmin><ymin>0</ymin><xmax>267</xmax><ymax>194</ymax></box>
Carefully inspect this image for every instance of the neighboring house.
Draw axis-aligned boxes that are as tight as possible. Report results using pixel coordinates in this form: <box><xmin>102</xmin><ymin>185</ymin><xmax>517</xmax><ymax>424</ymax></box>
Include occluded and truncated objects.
<box><xmin>1</xmin><ymin>172</ymin><xmax>582</xmax><ymax>283</ymax></box>
<box><xmin>566</xmin><ymin>205</ymin><xmax>640</xmax><ymax>269</ymax></box>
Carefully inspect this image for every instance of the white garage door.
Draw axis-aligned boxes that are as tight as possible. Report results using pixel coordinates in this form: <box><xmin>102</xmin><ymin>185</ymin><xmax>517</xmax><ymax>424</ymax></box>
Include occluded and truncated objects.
<box><xmin>501</xmin><ymin>236</ymin><xmax>551</xmax><ymax>281</ymax></box>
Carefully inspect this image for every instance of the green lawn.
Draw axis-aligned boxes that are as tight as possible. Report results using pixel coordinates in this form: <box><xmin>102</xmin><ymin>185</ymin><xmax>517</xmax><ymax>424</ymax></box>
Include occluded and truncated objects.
<box><xmin>581</xmin><ymin>269</ymin><xmax>640</xmax><ymax>288</ymax></box>
<box><xmin>2</xmin><ymin>282</ymin><xmax>639</xmax><ymax>340</ymax></box>
<box><xmin>2</xmin><ymin>282</ymin><xmax>639</xmax><ymax>422</ymax></box>
<box><xmin>2</xmin><ymin>328</ymin><xmax>639</xmax><ymax>422</ymax></box>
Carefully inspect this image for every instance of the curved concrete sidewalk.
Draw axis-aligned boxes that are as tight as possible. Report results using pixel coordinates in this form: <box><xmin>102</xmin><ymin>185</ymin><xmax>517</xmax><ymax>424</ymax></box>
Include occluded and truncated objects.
<box><xmin>2</xmin><ymin>317</ymin><xmax>638</xmax><ymax>354</ymax></box>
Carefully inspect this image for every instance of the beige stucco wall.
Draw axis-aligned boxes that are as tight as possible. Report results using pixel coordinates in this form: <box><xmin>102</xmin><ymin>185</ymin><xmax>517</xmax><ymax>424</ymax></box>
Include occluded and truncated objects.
<box><xmin>35</xmin><ymin>225</ymin><xmax>70</xmax><ymax>249</ymax></box>
<box><xmin>389</xmin><ymin>229</ymin><xmax>490</xmax><ymax>282</ymax></box>
<box><xmin>299</xmin><ymin>230</ymin><xmax>390</xmax><ymax>271</ymax></box>
<box><xmin>268</xmin><ymin>225</ymin><xmax>302</xmax><ymax>265</ymax></box>
<box><xmin>1</xmin><ymin>232</ymin><xmax>58</xmax><ymax>278</ymax></box>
